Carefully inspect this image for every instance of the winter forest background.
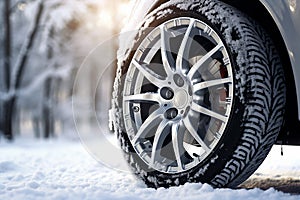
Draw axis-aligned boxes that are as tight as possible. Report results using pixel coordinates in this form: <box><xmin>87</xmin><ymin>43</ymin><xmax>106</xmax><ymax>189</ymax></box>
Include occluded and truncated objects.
<box><xmin>0</xmin><ymin>0</ymin><xmax>131</xmax><ymax>140</ymax></box>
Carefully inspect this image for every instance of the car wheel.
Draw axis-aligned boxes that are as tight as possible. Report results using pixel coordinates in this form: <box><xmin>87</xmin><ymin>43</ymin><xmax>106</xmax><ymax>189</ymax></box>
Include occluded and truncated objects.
<box><xmin>111</xmin><ymin>0</ymin><xmax>286</xmax><ymax>188</ymax></box>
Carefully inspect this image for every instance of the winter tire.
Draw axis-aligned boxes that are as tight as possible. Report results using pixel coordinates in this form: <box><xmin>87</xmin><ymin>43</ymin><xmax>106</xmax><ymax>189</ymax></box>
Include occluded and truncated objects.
<box><xmin>111</xmin><ymin>0</ymin><xmax>286</xmax><ymax>188</ymax></box>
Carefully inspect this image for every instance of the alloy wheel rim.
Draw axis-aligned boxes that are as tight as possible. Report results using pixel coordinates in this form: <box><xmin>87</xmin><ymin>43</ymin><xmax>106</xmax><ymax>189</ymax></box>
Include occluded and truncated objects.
<box><xmin>123</xmin><ymin>17</ymin><xmax>234</xmax><ymax>173</ymax></box>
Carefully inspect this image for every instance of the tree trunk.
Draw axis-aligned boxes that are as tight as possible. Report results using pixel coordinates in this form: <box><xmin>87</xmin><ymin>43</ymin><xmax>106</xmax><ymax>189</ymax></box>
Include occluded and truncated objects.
<box><xmin>2</xmin><ymin>100</ymin><xmax>14</xmax><ymax>140</ymax></box>
<box><xmin>42</xmin><ymin>77</ymin><xmax>52</xmax><ymax>138</ymax></box>
<box><xmin>32</xmin><ymin>114</ymin><xmax>41</xmax><ymax>138</ymax></box>
<box><xmin>3</xmin><ymin>1</ymin><xmax>44</xmax><ymax>139</ymax></box>
<box><xmin>1</xmin><ymin>0</ymin><xmax>13</xmax><ymax>140</ymax></box>
<box><xmin>50</xmin><ymin>76</ymin><xmax>62</xmax><ymax>137</ymax></box>
<box><xmin>42</xmin><ymin>26</ymin><xmax>56</xmax><ymax>139</ymax></box>
<box><xmin>4</xmin><ymin>0</ymin><xmax>11</xmax><ymax>89</ymax></box>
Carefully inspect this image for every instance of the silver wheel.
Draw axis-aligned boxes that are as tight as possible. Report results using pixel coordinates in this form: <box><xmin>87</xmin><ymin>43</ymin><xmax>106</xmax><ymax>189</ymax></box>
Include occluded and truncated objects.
<box><xmin>122</xmin><ymin>17</ymin><xmax>234</xmax><ymax>173</ymax></box>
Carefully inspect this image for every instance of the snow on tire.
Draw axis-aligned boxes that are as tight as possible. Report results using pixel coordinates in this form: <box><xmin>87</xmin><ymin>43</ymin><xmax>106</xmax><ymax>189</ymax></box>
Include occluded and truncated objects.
<box><xmin>111</xmin><ymin>0</ymin><xmax>286</xmax><ymax>188</ymax></box>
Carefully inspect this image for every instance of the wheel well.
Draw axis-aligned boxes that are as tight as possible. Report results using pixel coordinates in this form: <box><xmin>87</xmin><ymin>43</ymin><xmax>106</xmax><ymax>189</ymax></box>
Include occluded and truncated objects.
<box><xmin>149</xmin><ymin>0</ymin><xmax>300</xmax><ymax>145</ymax></box>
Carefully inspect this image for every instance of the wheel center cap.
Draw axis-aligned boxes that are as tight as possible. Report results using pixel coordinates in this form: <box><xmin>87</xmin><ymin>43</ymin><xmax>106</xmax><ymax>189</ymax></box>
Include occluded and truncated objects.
<box><xmin>174</xmin><ymin>89</ymin><xmax>189</xmax><ymax>109</ymax></box>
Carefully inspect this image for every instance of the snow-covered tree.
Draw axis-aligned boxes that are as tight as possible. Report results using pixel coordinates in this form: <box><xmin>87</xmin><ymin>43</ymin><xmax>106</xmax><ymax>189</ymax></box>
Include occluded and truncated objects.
<box><xmin>0</xmin><ymin>0</ymin><xmax>131</xmax><ymax>140</ymax></box>
<box><xmin>0</xmin><ymin>0</ymin><xmax>44</xmax><ymax>140</ymax></box>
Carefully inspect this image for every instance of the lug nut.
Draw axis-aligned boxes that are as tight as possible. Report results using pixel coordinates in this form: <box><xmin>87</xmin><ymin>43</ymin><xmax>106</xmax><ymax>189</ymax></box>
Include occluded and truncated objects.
<box><xmin>160</xmin><ymin>87</ymin><xmax>174</xmax><ymax>100</ymax></box>
<box><xmin>165</xmin><ymin>108</ymin><xmax>178</xmax><ymax>119</ymax></box>
<box><xmin>173</xmin><ymin>74</ymin><xmax>185</xmax><ymax>87</ymax></box>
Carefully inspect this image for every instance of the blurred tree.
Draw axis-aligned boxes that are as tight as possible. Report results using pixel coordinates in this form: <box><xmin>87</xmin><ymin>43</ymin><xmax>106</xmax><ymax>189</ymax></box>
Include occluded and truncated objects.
<box><xmin>0</xmin><ymin>0</ymin><xmax>131</xmax><ymax>140</ymax></box>
<box><xmin>1</xmin><ymin>0</ymin><xmax>44</xmax><ymax>140</ymax></box>
<box><xmin>1</xmin><ymin>0</ymin><xmax>12</xmax><ymax>140</ymax></box>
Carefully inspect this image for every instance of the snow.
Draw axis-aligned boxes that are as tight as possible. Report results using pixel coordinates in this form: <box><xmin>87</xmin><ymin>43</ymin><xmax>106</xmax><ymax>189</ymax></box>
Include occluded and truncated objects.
<box><xmin>0</xmin><ymin>137</ymin><xmax>299</xmax><ymax>200</ymax></box>
<box><xmin>251</xmin><ymin>145</ymin><xmax>300</xmax><ymax>179</ymax></box>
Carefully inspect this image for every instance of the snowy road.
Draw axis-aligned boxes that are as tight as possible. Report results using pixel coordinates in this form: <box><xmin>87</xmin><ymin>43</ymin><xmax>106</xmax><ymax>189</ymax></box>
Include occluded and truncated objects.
<box><xmin>0</xmin><ymin>137</ymin><xmax>300</xmax><ymax>200</ymax></box>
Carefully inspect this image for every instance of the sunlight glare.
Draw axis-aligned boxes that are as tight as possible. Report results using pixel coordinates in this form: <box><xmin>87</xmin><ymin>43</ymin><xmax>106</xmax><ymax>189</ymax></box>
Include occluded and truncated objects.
<box><xmin>18</xmin><ymin>2</ymin><xmax>27</xmax><ymax>11</ymax></box>
<box><xmin>98</xmin><ymin>10</ymin><xmax>114</xmax><ymax>29</ymax></box>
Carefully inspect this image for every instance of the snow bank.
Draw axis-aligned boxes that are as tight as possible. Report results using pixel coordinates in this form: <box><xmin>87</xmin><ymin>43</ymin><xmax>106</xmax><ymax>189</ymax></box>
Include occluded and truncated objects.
<box><xmin>0</xmin><ymin>138</ymin><xmax>299</xmax><ymax>200</ymax></box>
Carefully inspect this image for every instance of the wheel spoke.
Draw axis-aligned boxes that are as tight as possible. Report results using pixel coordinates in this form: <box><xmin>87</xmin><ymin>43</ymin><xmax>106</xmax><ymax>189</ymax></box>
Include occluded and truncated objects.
<box><xmin>150</xmin><ymin>119</ymin><xmax>171</xmax><ymax>166</ymax></box>
<box><xmin>132</xmin><ymin>108</ymin><xmax>164</xmax><ymax>144</ymax></box>
<box><xmin>193</xmin><ymin>77</ymin><xmax>232</xmax><ymax>91</ymax></box>
<box><xmin>160</xmin><ymin>25</ymin><xmax>175</xmax><ymax>75</ymax></box>
<box><xmin>183</xmin><ymin>117</ymin><xmax>210</xmax><ymax>152</ymax></box>
<box><xmin>172</xmin><ymin>123</ymin><xmax>185</xmax><ymax>170</ymax></box>
<box><xmin>123</xmin><ymin>93</ymin><xmax>161</xmax><ymax>103</ymax></box>
<box><xmin>191</xmin><ymin>102</ymin><xmax>227</xmax><ymax>122</ymax></box>
<box><xmin>132</xmin><ymin>59</ymin><xmax>166</xmax><ymax>87</ymax></box>
<box><xmin>176</xmin><ymin>19</ymin><xmax>195</xmax><ymax>72</ymax></box>
<box><xmin>187</xmin><ymin>43</ymin><xmax>223</xmax><ymax>80</ymax></box>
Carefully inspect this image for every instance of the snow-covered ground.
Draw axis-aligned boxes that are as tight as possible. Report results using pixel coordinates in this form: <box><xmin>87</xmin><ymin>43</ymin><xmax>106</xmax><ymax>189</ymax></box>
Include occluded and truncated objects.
<box><xmin>0</xmin><ymin>137</ymin><xmax>299</xmax><ymax>200</ymax></box>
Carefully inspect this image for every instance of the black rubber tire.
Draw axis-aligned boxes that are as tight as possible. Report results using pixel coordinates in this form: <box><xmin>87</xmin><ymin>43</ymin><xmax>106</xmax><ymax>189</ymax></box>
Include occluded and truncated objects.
<box><xmin>111</xmin><ymin>0</ymin><xmax>286</xmax><ymax>188</ymax></box>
